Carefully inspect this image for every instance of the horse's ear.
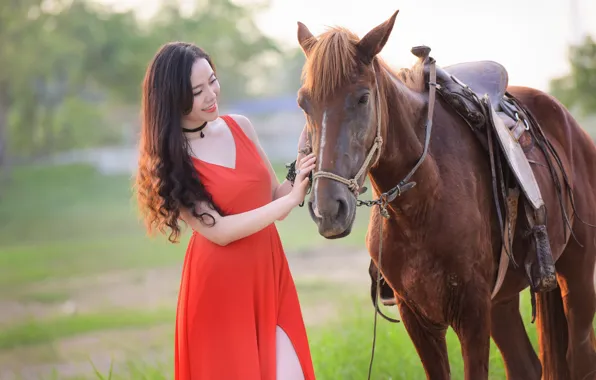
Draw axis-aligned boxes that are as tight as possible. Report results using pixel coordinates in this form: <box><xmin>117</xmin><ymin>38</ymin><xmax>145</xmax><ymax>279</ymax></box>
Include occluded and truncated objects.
<box><xmin>356</xmin><ymin>10</ymin><xmax>399</xmax><ymax>65</ymax></box>
<box><xmin>297</xmin><ymin>21</ymin><xmax>316</xmax><ymax>57</ymax></box>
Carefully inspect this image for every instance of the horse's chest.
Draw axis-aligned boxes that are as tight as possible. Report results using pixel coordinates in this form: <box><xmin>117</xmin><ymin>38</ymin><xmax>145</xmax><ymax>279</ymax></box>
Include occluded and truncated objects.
<box><xmin>368</xmin><ymin>231</ymin><xmax>436</xmax><ymax>286</ymax></box>
<box><xmin>367</xmin><ymin>226</ymin><xmax>449</xmax><ymax>321</ymax></box>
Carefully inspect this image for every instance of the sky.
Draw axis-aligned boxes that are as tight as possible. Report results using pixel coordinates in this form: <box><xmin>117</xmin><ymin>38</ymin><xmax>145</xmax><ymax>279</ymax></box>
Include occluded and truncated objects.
<box><xmin>98</xmin><ymin>0</ymin><xmax>596</xmax><ymax>92</ymax></box>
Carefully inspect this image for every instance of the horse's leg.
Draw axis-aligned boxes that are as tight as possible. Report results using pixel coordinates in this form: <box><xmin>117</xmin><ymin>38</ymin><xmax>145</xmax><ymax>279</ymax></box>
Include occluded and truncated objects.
<box><xmin>490</xmin><ymin>294</ymin><xmax>542</xmax><ymax>380</ymax></box>
<box><xmin>451</xmin><ymin>288</ymin><xmax>491</xmax><ymax>380</ymax></box>
<box><xmin>397</xmin><ymin>299</ymin><xmax>450</xmax><ymax>379</ymax></box>
<box><xmin>555</xmin><ymin>238</ymin><xmax>596</xmax><ymax>380</ymax></box>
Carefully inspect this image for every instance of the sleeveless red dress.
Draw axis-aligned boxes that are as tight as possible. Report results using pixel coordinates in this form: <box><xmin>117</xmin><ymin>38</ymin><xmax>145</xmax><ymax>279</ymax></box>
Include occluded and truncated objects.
<box><xmin>174</xmin><ymin>115</ymin><xmax>316</xmax><ymax>379</ymax></box>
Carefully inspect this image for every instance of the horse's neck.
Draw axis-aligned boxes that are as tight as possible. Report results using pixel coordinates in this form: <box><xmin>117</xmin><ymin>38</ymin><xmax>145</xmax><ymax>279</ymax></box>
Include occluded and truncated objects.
<box><xmin>369</xmin><ymin>70</ymin><xmax>439</xmax><ymax>217</ymax></box>
<box><xmin>382</xmin><ymin>68</ymin><xmax>426</xmax><ymax>153</ymax></box>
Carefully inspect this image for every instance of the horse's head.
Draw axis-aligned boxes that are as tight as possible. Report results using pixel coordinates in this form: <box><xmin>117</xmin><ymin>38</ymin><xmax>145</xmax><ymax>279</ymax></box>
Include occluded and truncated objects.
<box><xmin>296</xmin><ymin>11</ymin><xmax>398</xmax><ymax>238</ymax></box>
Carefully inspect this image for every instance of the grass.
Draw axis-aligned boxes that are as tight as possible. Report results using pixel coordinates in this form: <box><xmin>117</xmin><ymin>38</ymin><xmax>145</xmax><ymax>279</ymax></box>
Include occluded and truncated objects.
<box><xmin>308</xmin><ymin>303</ymin><xmax>508</xmax><ymax>379</ymax></box>
<box><xmin>0</xmin><ymin>162</ymin><xmax>594</xmax><ymax>379</ymax></box>
<box><xmin>86</xmin><ymin>292</ymin><xmax>585</xmax><ymax>380</ymax></box>
<box><xmin>92</xmin><ymin>362</ymin><xmax>171</xmax><ymax>380</ymax></box>
<box><xmin>17</xmin><ymin>290</ymin><xmax>71</xmax><ymax>304</ymax></box>
<box><xmin>0</xmin><ymin>163</ymin><xmax>371</xmax><ymax>289</ymax></box>
<box><xmin>0</xmin><ymin>308</ymin><xmax>174</xmax><ymax>350</ymax></box>
<box><xmin>83</xmin><ymin>293</ymin><xmax>535</xmax><ymax>380</ymax></box>
<box><xmin>0</xmin><ymin>162</ymin><xmax>374</xmax><ymax>378</ymax></box>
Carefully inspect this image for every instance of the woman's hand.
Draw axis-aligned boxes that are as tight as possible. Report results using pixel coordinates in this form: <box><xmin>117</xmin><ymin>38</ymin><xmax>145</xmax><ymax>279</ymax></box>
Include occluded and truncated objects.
<box><xmin>289</xmin><ymin>153</ymin><xmax>316</xmax><ymax>206</ymax></box>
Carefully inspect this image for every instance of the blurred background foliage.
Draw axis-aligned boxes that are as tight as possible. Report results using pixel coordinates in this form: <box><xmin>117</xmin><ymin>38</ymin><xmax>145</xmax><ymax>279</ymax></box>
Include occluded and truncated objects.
<box><xmin>0</xmin><ymin>0</ymin><xmax>306</xmax><ymax>170</ymax></box>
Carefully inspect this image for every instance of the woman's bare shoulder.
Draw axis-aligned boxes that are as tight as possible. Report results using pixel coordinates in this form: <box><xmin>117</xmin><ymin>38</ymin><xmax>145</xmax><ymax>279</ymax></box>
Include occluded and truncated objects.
<box><xmin>228</xmin><ymin>114</ymin><xmax>259</xmax><ymax>143</ymax></box>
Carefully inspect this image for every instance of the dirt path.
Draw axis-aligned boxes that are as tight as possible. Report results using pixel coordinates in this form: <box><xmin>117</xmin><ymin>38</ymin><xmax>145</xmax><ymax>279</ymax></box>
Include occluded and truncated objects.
<box><xmin>0</xmin><ymin>246</ymin><xmax>372</xmax><ymax>380</ymax></box>
<box><xmin>0</xmin><ymin>245</ymin><xmax>370</xmax><ymax>323</ymax></box>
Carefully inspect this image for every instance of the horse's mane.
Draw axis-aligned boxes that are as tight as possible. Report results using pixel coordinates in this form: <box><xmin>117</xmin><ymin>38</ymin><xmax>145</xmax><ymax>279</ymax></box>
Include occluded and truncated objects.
<box><xmin>301</xmin><ymin>26</ymin><xmax>426</xmax><ymax>135</ymax></box>
<box><xmin>301</xmin><ymin>27</ymin><xmax>359</xmax><ymax>102</ymax></box>
<box><xmin>391</xmin><ymin>61</ymin><xmax>425</xmax><ymax>94</ymax></box>
<box><xmin>301</xmin><ymin>26</ymin><xmax>426</xmax><ymax>103</ymax></box>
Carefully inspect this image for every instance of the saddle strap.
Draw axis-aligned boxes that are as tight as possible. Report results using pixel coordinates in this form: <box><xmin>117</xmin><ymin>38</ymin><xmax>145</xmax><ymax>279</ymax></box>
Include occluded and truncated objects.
<box><xmin>491</xmin><ymin>187</ymin><xmax>520</xmax><ymax>299</ymax></box>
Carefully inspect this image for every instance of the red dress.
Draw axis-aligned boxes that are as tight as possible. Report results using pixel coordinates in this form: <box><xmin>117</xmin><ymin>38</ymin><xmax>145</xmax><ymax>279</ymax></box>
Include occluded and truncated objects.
<box><xmin>174</xmin><ymin>115</ymin><xmax>316</xmax><ymax>379</ymax></box>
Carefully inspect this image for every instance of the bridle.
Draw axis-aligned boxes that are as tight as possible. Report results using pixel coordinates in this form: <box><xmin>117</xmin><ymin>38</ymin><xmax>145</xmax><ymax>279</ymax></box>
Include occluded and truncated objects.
<box><xmin>307</xmin><ymin>54</ymin><xmax>438</xmax><ymax>380</ymax></box>
<box><xmin>311</xmin><ymin>57</ymin><xmax>437</xmax><ymax>212</ymax></box>
<box><xmin>310</xmin><ymin>62</ymin><xmax>384</xmax><ymax>198</ymax></box>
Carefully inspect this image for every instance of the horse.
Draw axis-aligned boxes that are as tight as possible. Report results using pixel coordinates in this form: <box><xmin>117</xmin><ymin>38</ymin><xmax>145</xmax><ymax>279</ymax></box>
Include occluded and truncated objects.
<box><xmin>294</xmin><ymin>10</ymin><xmax>596</xmax><ymax>380</ymax></box>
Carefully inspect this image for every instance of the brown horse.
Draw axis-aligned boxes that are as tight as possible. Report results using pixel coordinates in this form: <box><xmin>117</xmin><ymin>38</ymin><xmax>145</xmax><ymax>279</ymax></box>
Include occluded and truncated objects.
<box><xmin>295</xmin><ymin>10</ymin><xmax>596</xmax><ymax>380</ymax></box>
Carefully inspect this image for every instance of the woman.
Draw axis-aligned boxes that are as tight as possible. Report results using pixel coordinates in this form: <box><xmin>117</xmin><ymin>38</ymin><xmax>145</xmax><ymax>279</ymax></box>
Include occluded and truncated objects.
<box><xmin>135</xmin><ymin>41</ymin><xmax>317</xmax><ymax>380</ymax></box>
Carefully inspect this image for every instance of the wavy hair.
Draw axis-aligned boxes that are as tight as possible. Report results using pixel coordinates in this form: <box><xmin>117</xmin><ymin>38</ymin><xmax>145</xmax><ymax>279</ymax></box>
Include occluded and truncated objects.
<box><xmin>135</xmin><ymin>42</ymin><xmax>222</xmax><ymax>243</ymax></box>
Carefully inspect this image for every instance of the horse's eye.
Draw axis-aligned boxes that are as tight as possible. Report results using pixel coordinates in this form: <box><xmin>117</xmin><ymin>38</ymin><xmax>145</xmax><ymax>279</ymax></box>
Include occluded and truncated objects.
<box><xmin>358</xmin><ymin>94</ymin><xmax>369</xmax><ymax>105</ymax></box>
<box><xmin>298</xmin><ymin>91</ymin><xmax>312</xmax><ymax>114</ymax></box>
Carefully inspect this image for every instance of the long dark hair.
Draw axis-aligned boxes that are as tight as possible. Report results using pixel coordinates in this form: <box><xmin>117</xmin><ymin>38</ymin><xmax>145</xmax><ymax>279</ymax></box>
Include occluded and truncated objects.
<box><xmin>135</xmin><ymin>42</ymin><xmax>222</xmax><ymax>243</ymax></box>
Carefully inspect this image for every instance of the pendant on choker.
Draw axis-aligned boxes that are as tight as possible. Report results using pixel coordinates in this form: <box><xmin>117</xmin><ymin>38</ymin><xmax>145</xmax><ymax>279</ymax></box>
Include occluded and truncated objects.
<box><xmin>183</xmin><ymin>121</ymin><xmax>207</xmax><ymax>138</ymax></box>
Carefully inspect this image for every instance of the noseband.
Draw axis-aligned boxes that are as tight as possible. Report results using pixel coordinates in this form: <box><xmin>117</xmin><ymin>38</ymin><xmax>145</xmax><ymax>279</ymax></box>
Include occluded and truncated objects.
<box><xmin>311</xmin><ymin>55</ymin><xmax>437</xmax><ymax>214</ymax></box>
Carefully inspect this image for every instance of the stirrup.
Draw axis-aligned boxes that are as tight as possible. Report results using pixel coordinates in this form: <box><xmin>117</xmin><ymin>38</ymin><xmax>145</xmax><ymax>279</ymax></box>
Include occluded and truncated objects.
<box><xmin>524</xmin><ymin>202</ymin><xmax>557</xmax><ymax>292</ymax></box>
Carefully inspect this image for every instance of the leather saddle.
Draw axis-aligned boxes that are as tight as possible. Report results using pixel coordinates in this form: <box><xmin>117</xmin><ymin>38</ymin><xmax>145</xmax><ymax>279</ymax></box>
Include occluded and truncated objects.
<box><xmin>442</xmin><ymin>61</ymin><xmax>508</xmax><ymax>108</ymax></box>
<box><xmin>433</xmin><ymin>59</ymin><xmax>531</xmax><ymax>146</ymax></box>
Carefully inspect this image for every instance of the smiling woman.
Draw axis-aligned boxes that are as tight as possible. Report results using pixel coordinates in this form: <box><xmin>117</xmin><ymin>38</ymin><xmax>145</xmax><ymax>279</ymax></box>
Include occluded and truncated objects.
<box><xmin>134</xmin><ymin>42</ymin><xmax>317</xmax><ymax>380</ymax></box>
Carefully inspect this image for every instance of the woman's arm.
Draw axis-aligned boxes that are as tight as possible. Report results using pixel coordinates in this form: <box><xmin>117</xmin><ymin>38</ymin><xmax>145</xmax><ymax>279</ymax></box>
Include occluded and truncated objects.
<box><xmin>180</xmin><ymin>154</ymin><xmax>316</xmax><ymax>246</ymax></box>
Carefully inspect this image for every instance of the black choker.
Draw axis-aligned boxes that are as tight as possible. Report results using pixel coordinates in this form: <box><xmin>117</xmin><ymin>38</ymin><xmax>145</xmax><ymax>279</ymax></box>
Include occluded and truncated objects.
<box><xmin>183</xmin><ymin>122</ymin><xmax>208</xmax><ymax>138</ymax></box>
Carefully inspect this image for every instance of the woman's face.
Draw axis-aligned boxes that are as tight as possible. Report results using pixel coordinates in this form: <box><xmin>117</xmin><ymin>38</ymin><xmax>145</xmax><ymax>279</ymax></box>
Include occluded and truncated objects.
<box><xmin>183</xmin><ymin>58</ymin><xmax>221</xmax><ymax>125</ymax></box>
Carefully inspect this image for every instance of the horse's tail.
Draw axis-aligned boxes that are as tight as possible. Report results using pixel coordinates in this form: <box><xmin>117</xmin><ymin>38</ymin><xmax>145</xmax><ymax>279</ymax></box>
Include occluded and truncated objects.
<box><xmin>536</xmin><ymin>287</ymin><xmax>570</xmax><ymax>380</ymax></box>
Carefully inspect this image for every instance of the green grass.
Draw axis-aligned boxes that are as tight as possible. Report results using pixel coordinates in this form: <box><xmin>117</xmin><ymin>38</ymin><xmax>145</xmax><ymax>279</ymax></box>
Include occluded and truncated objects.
<box><xmin>92</xmin><ymin>362</ymin><xmax>171</xmax><ymax>380</ymax></box>
<box><xmin>0</xmin><ymin>163</ymin><xmax>371</xmax><ymax>289</ymax></box>
<box><xmin>0</xmin><ymin>236</ymin><xmax>176</xmax><ymax>289</ymax></box>
<box><xmin>17</xmin><ymin>290</ymin><xmax>71</xmax><ymax>304</ymax></box>
<box><xmin>0</xmin><ymin>308</ymin><xmax>174</xmax><ymax>350</ymax></box>
<box><xmin>82</xmin><ymin>293</ymin><xmax>533</xmax><ymax>380</ymax></box>
<box><xmin>0</xmin><ymin>164</ymin><xmax>139</xmax><ymax>245</ymax></box>
<box><xmin>308</xmin><ymin>306</ymin><xmax>504</xmax><ymax>379</ymax></box>
<box><xmin>82</xmin><ymin>293</ymin><xmax>547</xmax><ymax>380</ymax></box>
<box><xmin>306</xmin><ymin>291</ymin><xmax>540</xmax><ymax>380</ymax></box>
<box><xmin>0</xmin><ymin>162</ymin><xmax>593</xmax><ymax>379</ymax></box>
<box><xmin>0</xmin><ymin>162</ymin><xmax>373</xmax><ymax>378</ymax></box>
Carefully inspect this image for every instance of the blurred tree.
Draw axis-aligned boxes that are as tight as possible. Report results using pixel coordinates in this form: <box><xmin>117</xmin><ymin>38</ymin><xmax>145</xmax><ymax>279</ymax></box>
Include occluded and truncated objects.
<box><xmin>263</xmin><ymin>47</ymin><xmax>306</xmax><ymax>97</ymax></box>
<box><xmin>550</xmin><ymin>36</ymin><xmax>596</xmax><ymax>116</ymax></box>
<box><xmin>0</xmin><ymin>0</ymin><xmax>281</xmax><ymax>181</ymax></box>
<box><xmin>3</xmin><ymin>1</ymin><xmax>125</xmax><ymax>157</ymax></box>
<box><xmin>0</xmin><ymin>0</ymin><xmax>52</xmax><ymax>181</ymax></box>
<box><xmin>147</xmin><ymin>0</ymin><xmax>281</xmax><ymax>102</ymax></box>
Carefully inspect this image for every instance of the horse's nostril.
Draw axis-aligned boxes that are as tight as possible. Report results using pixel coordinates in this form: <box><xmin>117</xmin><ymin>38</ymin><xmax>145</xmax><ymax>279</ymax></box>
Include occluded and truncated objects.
<box><xmin>337</xmin><ymin>198</ymin><xmax>348</xmax><ymax>219</ymax></box>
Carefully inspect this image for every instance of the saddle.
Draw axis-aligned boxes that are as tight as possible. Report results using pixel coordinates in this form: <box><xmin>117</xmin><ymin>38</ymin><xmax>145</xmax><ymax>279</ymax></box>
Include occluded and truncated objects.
<box><xmin>439</xmin><ymin>62</ymin><xmax>530</xmax><ymax>143</ymax></box>
<box><xmin>442</xmin><ymin>61</ymin><xmax>508</xmax><ymax>107</ymax></box>
<box><xmin>371</xmin><ymin>46</ymin><xmax>558</xmax><ymax>310</ymax></box>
